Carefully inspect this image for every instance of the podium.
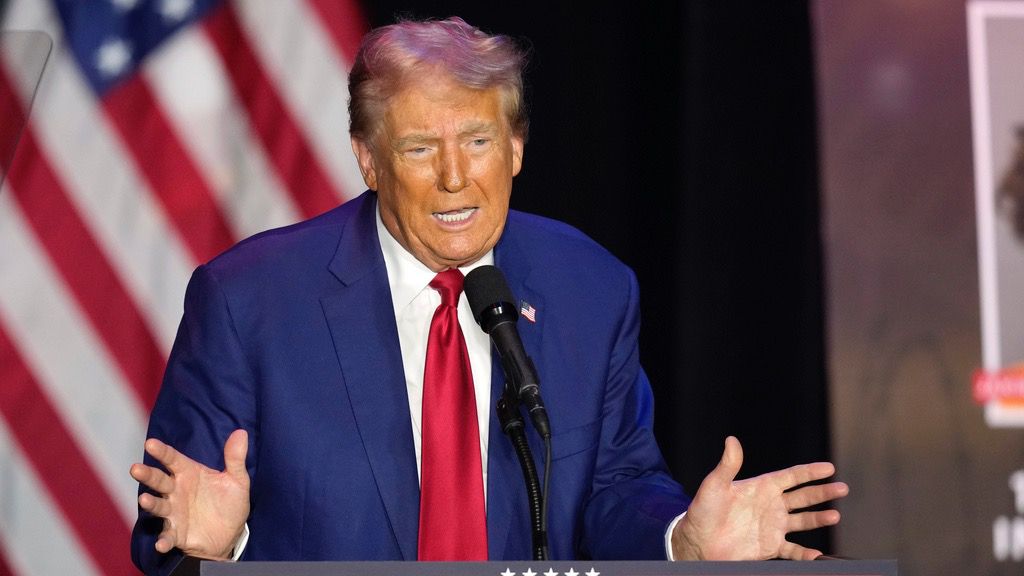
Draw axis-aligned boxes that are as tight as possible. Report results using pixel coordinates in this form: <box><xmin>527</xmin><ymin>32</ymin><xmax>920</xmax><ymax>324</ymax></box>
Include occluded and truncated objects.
<box><xmin>172</xmin><ymin>558</ymin><xmax>897</xmax><ymax>576</ymax></box>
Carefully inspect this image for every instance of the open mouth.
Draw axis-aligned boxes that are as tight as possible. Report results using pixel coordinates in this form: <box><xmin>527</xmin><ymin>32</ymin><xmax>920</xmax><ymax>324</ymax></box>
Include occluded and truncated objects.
<box><xmin>433</xmin><ymin>207</ymin><xmax>477</xmax><ymax>223</ymax></box>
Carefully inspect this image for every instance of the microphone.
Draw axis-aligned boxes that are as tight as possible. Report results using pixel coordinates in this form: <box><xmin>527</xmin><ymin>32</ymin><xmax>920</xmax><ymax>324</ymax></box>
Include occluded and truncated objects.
<box><xmin>464</xmin><ymin>265</ymin><xmax>551</xmax><ymax>438</ymax></box>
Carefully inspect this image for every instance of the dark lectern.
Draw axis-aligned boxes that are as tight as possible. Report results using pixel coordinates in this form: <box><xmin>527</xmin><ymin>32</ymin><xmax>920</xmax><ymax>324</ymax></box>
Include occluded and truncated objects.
<box><xmin>171</xmin><ymin>558</ymin><xmax>897</xmax><ymax>576</ymax></box>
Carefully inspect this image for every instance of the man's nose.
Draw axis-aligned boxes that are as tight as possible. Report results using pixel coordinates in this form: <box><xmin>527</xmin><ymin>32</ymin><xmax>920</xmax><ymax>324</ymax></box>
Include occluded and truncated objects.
<box><xmin>438</xmin><ymin>145</ymin><xmax>467</xmax><ymax>193</ymax></box>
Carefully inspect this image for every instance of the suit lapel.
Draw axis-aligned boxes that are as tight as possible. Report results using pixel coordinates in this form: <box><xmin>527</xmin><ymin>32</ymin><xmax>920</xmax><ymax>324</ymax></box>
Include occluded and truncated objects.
<box><xmin>320</xmin><ymin>194</ymin><xmax>420</xmax><ymax>560</ymax></box>
<box><xmin>487</xmin><ymin>224</ymin><xmax>548</xmax><ymax>559</ymax></box>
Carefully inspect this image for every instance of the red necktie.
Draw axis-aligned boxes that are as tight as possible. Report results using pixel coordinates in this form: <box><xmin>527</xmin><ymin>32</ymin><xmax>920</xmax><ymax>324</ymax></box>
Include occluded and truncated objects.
<box><xmin>418</xmin><ymin>268</ymin><xmax>488</xmax><ymax>560</ymax></box>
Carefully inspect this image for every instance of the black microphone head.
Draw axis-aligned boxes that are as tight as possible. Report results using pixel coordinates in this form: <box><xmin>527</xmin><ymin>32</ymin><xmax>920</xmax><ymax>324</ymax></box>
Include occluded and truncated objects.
<box><xmin>464</xmin><ymin>265</ymin><xmax>517</xmax><ymax>332</ymax></box>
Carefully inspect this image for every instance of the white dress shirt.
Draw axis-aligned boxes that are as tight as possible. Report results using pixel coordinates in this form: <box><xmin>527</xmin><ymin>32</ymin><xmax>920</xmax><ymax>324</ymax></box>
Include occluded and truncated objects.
<box><xmin>374</xmin><ymin>206</ymin><xmax>494</xmax><ymax>494</ymax></box>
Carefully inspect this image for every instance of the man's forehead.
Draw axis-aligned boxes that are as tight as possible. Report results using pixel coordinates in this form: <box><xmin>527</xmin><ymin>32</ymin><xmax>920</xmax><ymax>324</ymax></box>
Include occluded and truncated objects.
<box><xmin>382</xmin><ymin>85</ymin><xmax>506</xmax><ymax>136</ymax></box>
<box><xmin>392</xmin><ymin>119</ymin><xmax>500</xmax><ymax>140</ymax></box>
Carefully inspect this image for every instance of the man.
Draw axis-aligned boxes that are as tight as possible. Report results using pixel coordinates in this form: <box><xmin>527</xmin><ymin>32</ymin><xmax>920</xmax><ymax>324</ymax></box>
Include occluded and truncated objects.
<box><xmin>130</xmin><ymin>17</ymin><xmax>847</xmax><ymax>575</ymax></box>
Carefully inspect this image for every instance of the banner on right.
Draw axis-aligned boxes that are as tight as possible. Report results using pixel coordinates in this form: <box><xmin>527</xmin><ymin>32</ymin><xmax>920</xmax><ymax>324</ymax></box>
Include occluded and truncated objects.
<box><xmin>816</xmin><ymin>1</ymin><xmax>1024</xmax><ymax>573</ymax></box>
<box><xmin>969</xmin><ymin>1</ymin><xmax>1024</xmax><ymax>427</ymax></box>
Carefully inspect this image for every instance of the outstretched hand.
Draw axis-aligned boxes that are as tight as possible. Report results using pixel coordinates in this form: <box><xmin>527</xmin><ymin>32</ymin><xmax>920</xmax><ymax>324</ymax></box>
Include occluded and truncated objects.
<box><xmin>129</xmin><ymin>429</ymin><xmax>251</xmax><ymax>560</ymax></box>
<box><xmin>672</xmin><ymin>436</ymin><xmax>848</xmax><ymax>561</ymax></box>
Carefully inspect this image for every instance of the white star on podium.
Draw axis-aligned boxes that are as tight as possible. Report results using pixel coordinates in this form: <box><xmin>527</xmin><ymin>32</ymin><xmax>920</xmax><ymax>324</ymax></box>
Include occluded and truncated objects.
<box><xmin>565</xmin><ymin>568</ymin><xmax>579</xmax><ymax>576</ymax></box>
<box><xmin>585</xmin><ymin>569</ymin><xmax>600</xmax><ymax>576</ymax></box>
<box><xmin>500</xmin><ymin>568</ymin><xmax>515</xmax><ymax>576</ymax></box>
<box><xmin>523</xmin><ymin>569</ymin><xmax>537</xmax><ymax>576</ymax></box>
<box><xmin>544</xmin><ymin>569</ymin><xmax>559</xmax><ymax>576</ymax></box>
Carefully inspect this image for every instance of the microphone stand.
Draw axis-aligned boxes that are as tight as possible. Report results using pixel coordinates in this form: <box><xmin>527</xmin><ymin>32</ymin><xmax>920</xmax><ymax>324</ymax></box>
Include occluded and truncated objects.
<box><xmin>496</xmin><ymin>391</ymin><xmax>548</xmax><ymax>561</ymax></box>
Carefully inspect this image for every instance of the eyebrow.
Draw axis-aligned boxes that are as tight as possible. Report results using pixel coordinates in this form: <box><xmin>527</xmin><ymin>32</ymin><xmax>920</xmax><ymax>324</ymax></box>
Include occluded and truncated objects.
<box><xmin>393</xmin><ymin>134</ymin><xmax>435</xmax><ymax>150</ymax></box>
<box><xmin>459</xmin><ymin>120</ymin><xmax>498</xmax><ymax>135</ymax></box>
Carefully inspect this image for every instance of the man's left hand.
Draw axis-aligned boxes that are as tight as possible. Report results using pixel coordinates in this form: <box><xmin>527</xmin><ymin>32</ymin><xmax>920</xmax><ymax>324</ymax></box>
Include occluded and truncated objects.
<box><xmin>671</xmin><ymin>436</ymin><xmax>848</xmax><ymax>561</ymax></box>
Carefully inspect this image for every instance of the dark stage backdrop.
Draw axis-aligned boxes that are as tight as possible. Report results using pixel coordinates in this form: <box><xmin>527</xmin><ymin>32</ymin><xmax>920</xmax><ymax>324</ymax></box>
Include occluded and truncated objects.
<box><xmin>360</xmin><ymin>1</ymin><xmax>832</xmax><ymax>553</ymax></box>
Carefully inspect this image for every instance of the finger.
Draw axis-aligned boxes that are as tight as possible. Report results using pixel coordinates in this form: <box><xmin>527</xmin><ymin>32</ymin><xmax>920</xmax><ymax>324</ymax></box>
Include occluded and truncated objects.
<box><xmin>143</xmin><ymin>437</ymin><xmax>190</xmax><ymax>474</ymax></box>
<box><xmin>138</xmin><ymin>492</ymin><xmax>174</xmax><ymax>518</ymax></box>
<box><xmin>707</xmin><ymin>436</ymin><xmax>743</xmax><ymax>487</ymax></box>
<box><xmin>778</xmin><ymin>541</ymin><xmax>822</xmax><ymax>561</ymax></box>
<box><xmin>786</xmin><ymin>509</ymin><xmax>841</xmax><ymax>533</ymax></box>
<box><xmin>130</xmin><ymin>463</ymin><xmax>174</xmax><ymax>495</ymax></box>
<box><xmin>784</xmin><ymin>481</ymin><xmax>849</xmax><ymax>510</ymax></box>
<box><xmin>772</xmin><ymin>461</ymin><xmax>837</xmax><ymax>490</ymax></box>
<box><xmin>155</xmin><ymin>529</ymin><xmax>177</xmax><ymax>554</ymax></box>
<box><xmin>223</xmin><ymin>429</ymin><xmax>249</xmax><ymax>481</ymax></box>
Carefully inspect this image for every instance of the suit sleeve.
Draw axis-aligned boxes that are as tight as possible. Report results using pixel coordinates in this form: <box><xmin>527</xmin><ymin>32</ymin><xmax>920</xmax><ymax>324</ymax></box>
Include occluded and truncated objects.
<box><xmin>130</xmin><ymin>264</ymin><xmax>259</xmax><ymax>576</ymax></box>
<box><xmin>579</xmin><ymin>267</ymin><xmax>691</xmax><ymax>559</ymax></box>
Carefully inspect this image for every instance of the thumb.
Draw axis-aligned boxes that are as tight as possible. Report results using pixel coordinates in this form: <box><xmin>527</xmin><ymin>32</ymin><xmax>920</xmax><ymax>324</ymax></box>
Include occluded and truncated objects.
<box><xmin>709</xmin><ymin>435</ymin><xmax>743</xmax><ymax>484</ymax></box>
<box><xmin>223</xmin><ymin>429</ymin><xmax>249</xmax><ymax>480</ymax></box>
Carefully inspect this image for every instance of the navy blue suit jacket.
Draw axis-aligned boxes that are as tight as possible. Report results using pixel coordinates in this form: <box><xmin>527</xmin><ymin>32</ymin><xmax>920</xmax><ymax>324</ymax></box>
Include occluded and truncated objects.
<box><xmin>131</xmin><ymin>192</ymin><xmax>690</xmax><ymax>575</ymax></box>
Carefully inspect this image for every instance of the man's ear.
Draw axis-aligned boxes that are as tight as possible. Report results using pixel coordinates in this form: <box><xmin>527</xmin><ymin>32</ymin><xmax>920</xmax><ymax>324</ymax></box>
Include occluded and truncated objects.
<box><xmin>511</xmin><ymin>135</ymin><xmax>524</xmax><ymax>177</ymax></box>
<box><xmin>351</xmin><ymin>136</ymin><xmax>379</xmax><ymax>190</ymax></box>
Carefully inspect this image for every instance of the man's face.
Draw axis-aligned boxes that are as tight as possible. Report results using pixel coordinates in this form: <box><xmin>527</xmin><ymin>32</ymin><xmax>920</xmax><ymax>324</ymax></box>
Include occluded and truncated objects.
<box><xmin>351</xmin><ymin>73</ymin><xmax>524</xmax><ymax>272</ymax></box>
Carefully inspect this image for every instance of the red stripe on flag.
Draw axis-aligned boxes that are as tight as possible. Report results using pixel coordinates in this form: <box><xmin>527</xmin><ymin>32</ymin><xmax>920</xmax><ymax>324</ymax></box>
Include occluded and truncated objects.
<box><xmin>0</xmin><ymin>58</ymin><xmax>26</xmax><ymax>186</ymax></box>
<box><xmin>204</xmin><ymin>3</ymin><xmax>343</xmax><ymax>218</ymax></box>
<box><xmin>0</xmin><ymin>323</ymin><xmax>135</xmax><ymax>576</ymax></box>
<box><xmin>3</xmin><ymin>131</ymin><xmax>165</xmax><ymax>410</ymax></box>
<box><xmin>305</xmin><ymin>0</ymin><xmax>368</xmax><ymax>63</ymax></box>
<box><xmin>103</xmin><ymin>75</ymin><xmax>236</xmax><ymax>263</ymax></box>
<box><xmin>0</xmin><ymin>539</ymin><xmax>15</xmax><ymax>576</ymax></box>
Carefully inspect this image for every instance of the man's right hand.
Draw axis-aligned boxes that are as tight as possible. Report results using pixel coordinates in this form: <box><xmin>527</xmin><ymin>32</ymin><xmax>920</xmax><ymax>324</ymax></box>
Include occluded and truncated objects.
<box><xmin>129</xmin><ymin>428</ymin><xmax>251</xmax><ymax>560</ymax></box>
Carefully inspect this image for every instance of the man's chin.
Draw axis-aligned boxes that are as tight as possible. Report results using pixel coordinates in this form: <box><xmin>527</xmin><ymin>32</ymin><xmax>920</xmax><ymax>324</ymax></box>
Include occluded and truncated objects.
<box><xmin>433</xmin><ymin>248</ymin><xmax>489</xmax><ymax>270</ymax></box>
<box><xmin>414</xmin><ymin>230</ymin><xmax>502</xmax><ymax>270</ymax></box>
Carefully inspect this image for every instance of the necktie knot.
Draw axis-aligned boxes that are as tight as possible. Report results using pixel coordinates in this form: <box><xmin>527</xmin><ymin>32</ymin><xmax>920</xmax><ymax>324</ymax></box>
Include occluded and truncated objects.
<box><xmin>430</xmin><ymin>268</ymin><xmax>464</xmax><ymax>307</ymax></box>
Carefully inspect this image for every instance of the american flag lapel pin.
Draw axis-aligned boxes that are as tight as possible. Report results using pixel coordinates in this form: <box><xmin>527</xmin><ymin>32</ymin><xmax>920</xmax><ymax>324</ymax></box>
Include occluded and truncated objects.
<box><xmin>519</xmin><ymin>300</ymin><xmax>537</xmax><ymax>323</ymax></box>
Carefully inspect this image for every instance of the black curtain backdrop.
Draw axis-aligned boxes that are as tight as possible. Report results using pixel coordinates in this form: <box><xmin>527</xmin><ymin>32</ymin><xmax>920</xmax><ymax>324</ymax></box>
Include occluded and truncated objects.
<box><xmin>361</xmin><ymin>1</ymin><xmax>831</xmax><ymax>553</ymax></box>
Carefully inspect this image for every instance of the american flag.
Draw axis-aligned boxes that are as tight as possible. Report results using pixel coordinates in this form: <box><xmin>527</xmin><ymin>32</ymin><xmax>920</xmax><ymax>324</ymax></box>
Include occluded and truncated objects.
<box><xmin>0</xmin><ymin>1</ymin><xmax>366</xmax><ymax>574</ymax></box>
<box><xmin>519</xmin><ymin>300</ymin><xmax>536</xmax><ymax>323</ymax></box>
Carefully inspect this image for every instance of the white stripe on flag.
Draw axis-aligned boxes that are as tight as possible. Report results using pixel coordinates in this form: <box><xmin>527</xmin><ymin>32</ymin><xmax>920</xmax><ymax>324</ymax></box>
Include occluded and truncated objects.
<box><xmin>144</xmin><ymin>22</ymin><xmax>303</xmax><ymax>240</ymax></box>
<box><xmin>0</xmin><ymin>190</ymin><xmax>146</xmax><ymax>525</ymax></box>
<box><xmin>233</xmin><ymin>0</ymin><xmax>366</xmax><ymax>200</ymax></box>
<box><xmin>0</xmin><ymin>418</ymin><xmax>103</xmax><ymax>576</ymax></box>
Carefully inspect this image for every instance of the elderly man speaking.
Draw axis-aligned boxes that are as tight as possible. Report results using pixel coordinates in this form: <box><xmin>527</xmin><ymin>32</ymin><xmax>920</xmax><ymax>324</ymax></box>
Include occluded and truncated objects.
<box><xmin>129</xmin><ymin>16</ymin><xmax>847</xmax><ymax>576</ymax></box>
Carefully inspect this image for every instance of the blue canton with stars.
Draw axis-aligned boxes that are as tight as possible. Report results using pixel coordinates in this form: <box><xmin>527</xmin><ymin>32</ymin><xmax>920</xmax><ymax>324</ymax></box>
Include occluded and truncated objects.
<box><xmin>54</xmin><ymin>0</ymin><xmax>222</xmax><ymax>96</ymax></box>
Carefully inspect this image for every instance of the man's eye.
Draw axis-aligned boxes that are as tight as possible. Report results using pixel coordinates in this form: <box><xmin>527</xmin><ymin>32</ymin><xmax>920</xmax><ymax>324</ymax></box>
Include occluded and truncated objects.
<box><xmin>471</xmin><ymin>138</ymin><xmax>489</xmax><ymax>147</ymax></box>
<box><xmin>405</xmin><ymin>146</ymin><xmax>430</xmax><ymax>156</ymax></box>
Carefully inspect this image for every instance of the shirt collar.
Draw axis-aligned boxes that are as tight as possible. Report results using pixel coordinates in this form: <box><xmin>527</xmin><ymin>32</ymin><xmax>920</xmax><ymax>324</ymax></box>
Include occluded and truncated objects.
<box><xmin>376</xmin><ymin>202</ymin><xmax>495</xmax><ymax>314</ymax></box>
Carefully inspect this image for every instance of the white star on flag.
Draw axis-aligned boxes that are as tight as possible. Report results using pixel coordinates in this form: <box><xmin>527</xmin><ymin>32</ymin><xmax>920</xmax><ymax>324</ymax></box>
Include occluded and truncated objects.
<box><xmin>544</xmin><ymin>569</ymin><xmax>559</xmax><ymax>576</ymax></box>
<box><xmin>158</xmin><ymin>0</ymin><xmax>193</xmax><ymax>22</ymax></box>
<box><xmin>585</xmin><ymin>569</ymin><xmax>600</xmax><ymax>576</ymax></box>
<box><xmin>95</xmin><ymin>37</ymin><xmax>132</xmax><ymax>78</ymax></box>
<box><xmin>565</xmin><ymin>569</ymin><xmax>579</xmax><ymax>576</ymax></box>
<box><xmin>523</xmin><ymin>569</ymin><xmax>537</xmax><ymax>576</ymax></box>
<box><xmin>501</xmin><ymin>569</ymin><xmax>516</xmax><ymax>576</ymax></box>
